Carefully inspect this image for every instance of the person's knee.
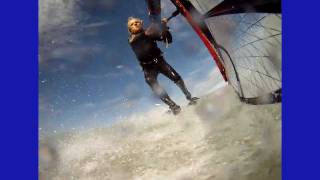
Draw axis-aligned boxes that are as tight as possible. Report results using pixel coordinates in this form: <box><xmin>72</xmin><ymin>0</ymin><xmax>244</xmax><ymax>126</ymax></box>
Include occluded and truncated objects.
<box><xmin>145</xmin><ymin>77</ymin><xmax>155</xmax><ymax>85</ymax></box>
<box><xmin>168</xmin><ymin>68</ymin><xmax>181</xmax><ymax>83</ymax></box>
<box><xmin>173</xmin><ymin>75</ymin><xmax>182</xmax><ymax>83</ymax></box>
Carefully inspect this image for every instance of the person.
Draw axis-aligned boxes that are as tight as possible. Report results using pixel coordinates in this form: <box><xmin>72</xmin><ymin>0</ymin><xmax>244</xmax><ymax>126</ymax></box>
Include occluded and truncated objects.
<box><xmin>127</xmin><ymin>17</ymin><xmax>198</xmax><ymax>115</ymax></box>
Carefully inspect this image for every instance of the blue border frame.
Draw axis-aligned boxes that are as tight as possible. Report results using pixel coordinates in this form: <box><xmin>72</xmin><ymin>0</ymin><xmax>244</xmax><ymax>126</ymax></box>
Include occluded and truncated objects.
<box><xmin>0</xmin><ymin>0</ymin><xmax>38</xmax><ymax>179</ymax></box>
<box><xmin>1</xmin><ymin>0</ymin><xmax>320</xmax><ymax>179</ymax></box>
<box><xmin>283</xmin><ymin>0</ymin><xmax>320</xmax><ymax>179</ymax></box>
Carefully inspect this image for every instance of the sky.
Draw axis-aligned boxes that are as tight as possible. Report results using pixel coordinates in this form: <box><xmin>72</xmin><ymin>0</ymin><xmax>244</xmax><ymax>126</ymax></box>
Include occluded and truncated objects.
<box><xmin>39</xmin><ymin>0</ymin><xmax>226</xmax><ymax>135</ymax></box>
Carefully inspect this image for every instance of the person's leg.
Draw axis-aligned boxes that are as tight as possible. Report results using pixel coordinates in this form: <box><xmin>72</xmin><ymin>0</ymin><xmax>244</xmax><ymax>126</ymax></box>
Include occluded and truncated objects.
<box><xmin>157</xmin><ymin>57</ymin><xmax>193</xmax><ymax>100</ymax></box>
<box><xmin>144</xmin><ymin>67</ymin><xmax>181</xmax><ymax>114</ymax></box>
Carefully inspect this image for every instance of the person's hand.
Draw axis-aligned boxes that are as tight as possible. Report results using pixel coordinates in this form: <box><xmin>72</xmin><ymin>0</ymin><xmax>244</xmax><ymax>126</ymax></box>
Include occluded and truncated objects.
<box><xmin>160</xmin><ymin>18</ymin><xmax>172</xmax><ymax>44</ymax></box>
<box><xmin>161</xmin><ymin>29</ymin><xmax>172</xmax><ymax>45</ymax></box>
<box><xmin>161</xmin><ymin>18</ymin><xmax>168</xmax><ymax>25</ymax></box>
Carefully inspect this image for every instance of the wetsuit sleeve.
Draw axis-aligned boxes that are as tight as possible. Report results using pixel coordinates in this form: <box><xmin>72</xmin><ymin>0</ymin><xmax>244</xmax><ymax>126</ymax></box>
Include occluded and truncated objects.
<box><xmin>146</xmin><ymin>23</ymin><xmax>173</xmax><ymax>45</ymax></box>
<box><xmin>145</xmin><ymin>0</ymin><xmax>161</xmax><ymax>24</ymax></box>
<box><xmin>145</xmin><ymin>0</ymin><xmax>173</xmax><ymax>44</ymax></box>
<box><xmin>145</xmin><ymin>24</ymin><xmax>163</xmax><ymax>41</ymax></box>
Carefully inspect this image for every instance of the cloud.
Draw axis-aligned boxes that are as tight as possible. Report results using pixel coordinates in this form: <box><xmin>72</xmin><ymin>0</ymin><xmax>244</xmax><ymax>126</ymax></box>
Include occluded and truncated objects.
<box><xmin>81</xmin><ymin>21</ymin><xmax>110</xmax><ymax>29</ymax></box>
<box><xmin>39</xmin><ymin>44</ymin><xmax>105</xmax><ymax>73</ymax></box>
<box><xmin>79</xmin><ymin>0</ymin><xmax>117</xmax><ymax>12</ymax></box>
<box><xmin>39</xmin><ymin>0</ymin><xmax>113</xmax><ymax>73</ymax></box>
<box><xmin>39</xmin><ymin>0</ymin><xmax>81</xmax><ymax>35</ymax></box>
<box><xmin>39</xmin><ymin>0</ymin><xmax>114</xmax><ymax>33</ymax></box>
<box><xmin>39</xmin><ymin>0</ymin><xmax>83</xmax><ymax>71</ymax></box>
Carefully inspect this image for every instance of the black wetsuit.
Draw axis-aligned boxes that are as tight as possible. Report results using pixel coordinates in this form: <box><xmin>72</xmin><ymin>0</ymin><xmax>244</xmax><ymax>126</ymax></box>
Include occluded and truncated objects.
<box><xmin>129</xmin><ymin>27</ymin><xmax>192</xmax><ymax>109</ymax></box>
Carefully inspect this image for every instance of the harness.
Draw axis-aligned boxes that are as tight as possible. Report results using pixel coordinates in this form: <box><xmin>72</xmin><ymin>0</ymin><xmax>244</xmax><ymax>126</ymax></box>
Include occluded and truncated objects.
<box><xmin>140</xmin><ymin>56</ymin><xmax>163</xmax><ymax>67</ymax></box>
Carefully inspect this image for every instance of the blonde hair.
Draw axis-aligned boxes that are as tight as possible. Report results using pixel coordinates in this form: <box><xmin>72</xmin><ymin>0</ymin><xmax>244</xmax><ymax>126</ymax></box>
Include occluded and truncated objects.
<box><xmin>127</xmin><ymin>16</ymin><xmax>143</xmax><ymax>33</ymax></box>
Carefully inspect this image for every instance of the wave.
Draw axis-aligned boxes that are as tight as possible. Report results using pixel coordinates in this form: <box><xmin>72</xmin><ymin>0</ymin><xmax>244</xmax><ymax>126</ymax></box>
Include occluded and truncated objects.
<box><xmin>39</xmin><ymin>86</ymin><xmax>281</xmax><ymax>180</ymax></box>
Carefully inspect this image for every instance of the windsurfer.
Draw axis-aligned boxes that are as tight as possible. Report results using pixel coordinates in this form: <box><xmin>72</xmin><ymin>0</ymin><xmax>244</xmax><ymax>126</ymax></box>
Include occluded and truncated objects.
<box><xmin>127</xmin><ymin>17</ymin><xmax>198</xmax><ymax>114</ymax></box>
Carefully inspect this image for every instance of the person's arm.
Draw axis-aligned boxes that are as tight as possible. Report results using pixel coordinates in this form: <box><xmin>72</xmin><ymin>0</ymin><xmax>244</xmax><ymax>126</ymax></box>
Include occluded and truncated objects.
<box><xmin>145</xmin><ymin>0</ymin><xmax>161</xmax><ymax>24</ymax></box>
<box><xmin>145</xmin><ymin>23</ymin><xmax>163</xmax><ymax>41</ymax></box>
<box><xmin>145</xmin><ymin>0</ymin><xmax>173</xmax><ymax>45</ymax></box>
<box><xmin>159</xmin><ymin>18</ymin><xmax>172</xmax><ymax>44</ymax></box>
<box><xmin>145</xmin><ymin>19</ymin><xmax>173</xmax><ymax>45</ymax></box>
<box><xmin>145</xmin><ymin>0</ymin><xmax>163</xmax><ymax>40</ymax></box>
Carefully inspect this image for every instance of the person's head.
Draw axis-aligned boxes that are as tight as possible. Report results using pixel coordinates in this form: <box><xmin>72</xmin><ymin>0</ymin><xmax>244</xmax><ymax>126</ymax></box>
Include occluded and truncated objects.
<box><xmin>127</xmin><ymin>17</ymin><xmax>143</xmax><ymax>34</ymax></box>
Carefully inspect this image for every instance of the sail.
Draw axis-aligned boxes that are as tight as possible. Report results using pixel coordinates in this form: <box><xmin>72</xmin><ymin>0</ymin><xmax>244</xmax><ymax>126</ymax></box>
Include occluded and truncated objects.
<box><xmin>170</xmin><ymin>0</ymin><xmax>282</xmax><ymax>104</ymax></box>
